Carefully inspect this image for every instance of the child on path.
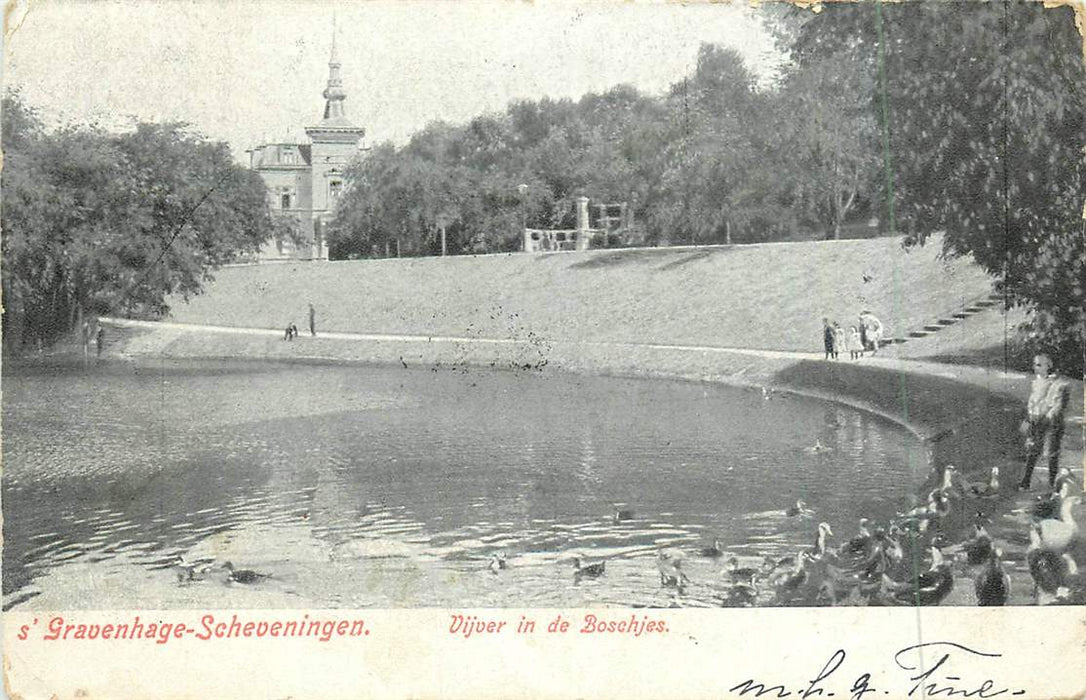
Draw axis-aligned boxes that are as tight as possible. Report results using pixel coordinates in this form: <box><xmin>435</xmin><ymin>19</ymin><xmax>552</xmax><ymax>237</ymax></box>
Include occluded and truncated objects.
<box><xmin>832</xmin><ymin>323</ymin><xmax>846</xmax><ymax>360</ymax></box>
<box><xmin>823</xmin><ymin>318</ymin><xmax>834</xmax><ymax>360</ymax></box>
<box><xmin>848</xmin><ymin>325</ymin><xmax>863</xmax><ymax>360</ymax></box>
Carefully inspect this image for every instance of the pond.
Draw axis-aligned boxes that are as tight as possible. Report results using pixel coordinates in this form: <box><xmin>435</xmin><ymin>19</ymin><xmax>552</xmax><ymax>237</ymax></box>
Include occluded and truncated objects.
<box><xmin>2</xmin><ymin>358</ymin><xmax>930</xmax><ymax>610</ymax></box>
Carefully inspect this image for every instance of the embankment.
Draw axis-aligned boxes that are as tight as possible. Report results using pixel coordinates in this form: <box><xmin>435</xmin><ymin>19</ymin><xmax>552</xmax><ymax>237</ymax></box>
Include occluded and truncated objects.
<box><xmin>168</xmin><ymin>235</ymin><xmax>996</xmax><ymax>353</ymax></box>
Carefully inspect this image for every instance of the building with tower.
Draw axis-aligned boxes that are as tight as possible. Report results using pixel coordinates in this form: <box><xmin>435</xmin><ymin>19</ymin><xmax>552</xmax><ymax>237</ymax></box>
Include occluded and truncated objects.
<box><xmin>247</xmin><ymin>36</ymin><xmax>365</xmax><ymax>261</ymax></box>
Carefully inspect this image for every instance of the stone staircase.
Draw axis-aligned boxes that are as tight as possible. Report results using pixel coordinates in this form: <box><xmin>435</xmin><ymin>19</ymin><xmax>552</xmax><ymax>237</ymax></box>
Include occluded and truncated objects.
<box><xmin>880</xmin><ymin>292</ymin><xmax>1003</xmax><ymax>348</ymax></box>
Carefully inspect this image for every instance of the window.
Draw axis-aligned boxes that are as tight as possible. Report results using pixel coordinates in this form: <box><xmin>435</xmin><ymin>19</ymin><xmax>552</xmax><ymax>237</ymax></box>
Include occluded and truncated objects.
<box><xmin>330</xmin><ymin>181</ymin><xmax>343</xmax><ymax>199</ymax></box>
<box><xmin>281</xmin><ymin>194</ymin><xmax>291</xmax><ymax>209</ymax></box>
<box><xmin>283</xmin><ymin>151</ymin><xmax>295</xmax><ymax>164</ymax></box>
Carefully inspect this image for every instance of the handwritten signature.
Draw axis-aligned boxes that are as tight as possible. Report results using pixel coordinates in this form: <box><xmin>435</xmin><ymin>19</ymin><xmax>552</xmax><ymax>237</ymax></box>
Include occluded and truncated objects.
<box><xmin>730</xmin><ymin>642</ymin><xmax>1026</xmax><ymax>699</ymax></box>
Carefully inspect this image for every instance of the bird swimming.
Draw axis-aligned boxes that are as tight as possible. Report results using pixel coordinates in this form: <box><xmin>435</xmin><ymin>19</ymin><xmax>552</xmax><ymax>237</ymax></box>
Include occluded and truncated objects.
<box><xmin>812</xmin><ymin>522</ymin><xmax>834</xmax><ymax>557</ymax></box>
<box><xmin>657</xmin><ymin>551</ymin><xmax>691</xmax><ymax>587</ymax></box>
<box><xmin>489</xmin><ymin>552</ymin><xmax>508</xmax><ymax>574</ymax></box>
<box><xmin>221</xmin><ymin>561</ymin><xmax>270</xmax><ymax>585</ymax></box>
<box><xmin>613</xmin><ymin>508</ymin><xmax>635</xmax><ymax>523</ymax></box>
<box><xmin>897</xmin><ymin>490</ymin><xmax>951</xmax><ymax>533</ymax></box>
<box><xmin>881</xmin><ymin>546</ymin><xmax>953</xmax><ymax>606</ymax></box>
<box><xmin>698</xmin><ymin>539</ymin><xmax>724</xmax><ymax>558</ymax></box>
<box><xmin>726</xmin><ymin>556</ymin><xmax>759</xmax><ymax>585</ymax></box>
<box><xmin>771</xmin><ymin>550</ymin><xmax>810</xmax><ymax>598</ymax></box>
<box><xmin>571</xmin><ymin>556</ymin><xmax>606</xmax><ymax>579</ymax></box>
<box><xmin>175</xmin><ymin>555</ymin><xmax>213</xmax><ymax>584</ymax></box>
<box><xmin>840</xmin><ymin>518</ymin><xmax>873</xmax><ymax>557</ymax></box>
<box><xmin>721</xmin><ymin>582</ymin><xmax>759</xmax><ymax>607</ymax></box>
<box><xmin>785</xmin><ymin>499</ymin><xmax>814</xmax><ymax>517</ymax></box>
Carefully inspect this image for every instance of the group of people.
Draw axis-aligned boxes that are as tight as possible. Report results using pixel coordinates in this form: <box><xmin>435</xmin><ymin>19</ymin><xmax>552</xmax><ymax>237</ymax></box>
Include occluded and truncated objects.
<box><xmin>284</xmin><ymin>303</ymin><xmax>318</xmax><ymax>341</ymax></box>
<box><xmin>822</xmin><ymin>311</ymin><xmax>883</xmax><ymax>360</ymax></box>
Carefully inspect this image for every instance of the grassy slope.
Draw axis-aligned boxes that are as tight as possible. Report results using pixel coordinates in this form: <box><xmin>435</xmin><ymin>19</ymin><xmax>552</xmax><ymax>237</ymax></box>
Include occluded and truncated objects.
<box><xmin>170</xmin><ymin>235</ymin><xmax>996</xmax><ymax>353</ymax></box>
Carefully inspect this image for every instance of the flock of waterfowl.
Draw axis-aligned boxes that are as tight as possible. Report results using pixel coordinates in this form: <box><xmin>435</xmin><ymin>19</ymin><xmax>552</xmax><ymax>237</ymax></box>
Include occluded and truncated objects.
<box><xmin>512</xmin><ymin>463</ymin><xmax>1084</xmax><ymax>607</ymax></box>
<box><xmin>171</xmin><ymin>462</ymin><xmax>1082</xmax><ymax>607</ymax></box>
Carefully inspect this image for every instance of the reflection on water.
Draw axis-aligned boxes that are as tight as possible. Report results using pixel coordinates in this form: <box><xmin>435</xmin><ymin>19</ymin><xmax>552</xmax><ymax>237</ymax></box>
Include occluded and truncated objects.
<box><xmin>2</xmin><ymin>358</ymin><xmax>929</xmax><ymax>610</ymax></box>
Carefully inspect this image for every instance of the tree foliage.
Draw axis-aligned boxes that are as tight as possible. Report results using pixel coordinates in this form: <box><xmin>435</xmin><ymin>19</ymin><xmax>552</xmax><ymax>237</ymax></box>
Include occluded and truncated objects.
<box><xmin>1</xmin><ymin>91</ymin><xmax>277</xmax><ymax>350</ymax></box>
<box><xmin>328</xmin><ymin>44</ymin><xmax>883</xmax><ymax>258</ymax></box>
<box><xmin>791</xmin><ymin>2</ymin><xmax>1085</xmax><ymax>373</ymax></box>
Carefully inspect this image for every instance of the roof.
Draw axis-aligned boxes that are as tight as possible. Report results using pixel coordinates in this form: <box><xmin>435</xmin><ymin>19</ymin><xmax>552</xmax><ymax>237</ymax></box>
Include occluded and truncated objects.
<box><xmin>307</xmin><ymin>115</ymin><xmax>365</xmax><ymax>132</ymax></box>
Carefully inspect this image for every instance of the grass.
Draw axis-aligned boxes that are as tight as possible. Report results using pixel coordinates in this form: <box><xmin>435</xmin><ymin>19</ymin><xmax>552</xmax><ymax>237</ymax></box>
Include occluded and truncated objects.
<box><xmin>170</xmin><ymin>235</ymin><xmax>997</xmax><ymax>354</ymax></box>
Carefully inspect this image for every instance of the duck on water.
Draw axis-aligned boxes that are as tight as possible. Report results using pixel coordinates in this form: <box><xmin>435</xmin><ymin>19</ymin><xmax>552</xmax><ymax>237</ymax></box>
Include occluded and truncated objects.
<box><xmin>221</xmin><ymin>562</ymin><xmax>271</xmax><ymax>585</ymax></box>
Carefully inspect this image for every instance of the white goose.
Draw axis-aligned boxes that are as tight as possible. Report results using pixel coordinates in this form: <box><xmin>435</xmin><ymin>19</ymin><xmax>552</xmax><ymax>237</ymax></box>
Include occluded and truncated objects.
<box><xmin>812</xmin><ymin>522</ymin><xmax>834</xmax><ymax>558</ymax></box>
<box><xmin>1036</xmin><ymin>496</ymin><xmax>1082</xmax><ymax>554</ymax></box>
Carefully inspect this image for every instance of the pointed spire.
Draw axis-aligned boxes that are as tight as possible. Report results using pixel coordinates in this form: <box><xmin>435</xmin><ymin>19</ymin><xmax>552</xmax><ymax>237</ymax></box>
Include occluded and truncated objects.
<box><xmin>330</xmin><ymin>12</ymin><xmax>340</xmax><ymax>65</ymax></box>
<box><xmin>322</xmin><ymin>15</ymin><xmax>347</xmax><ymax>121</ymax></box>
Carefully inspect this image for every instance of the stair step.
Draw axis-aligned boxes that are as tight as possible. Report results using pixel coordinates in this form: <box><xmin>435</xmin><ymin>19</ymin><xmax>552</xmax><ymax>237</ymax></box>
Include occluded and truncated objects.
<box><xmin>972</xmin><ymin>299</ymin><xmax>998</xmax><ymax>309</ymax></box>
<box><xmin>921</xmin><ymin>325</ymin><xmax>943</xmax><ymax>332</ymax></box>
<box><xmin>935</xmin><ymin>319</ymin><xmax>957</xmax><ymax>326</ymax></box>
<box><xmin>907</xmin><ymin>330</ymin><xmax>933</xmax><ymax>338</ymax></box>
<box><xmin>951</xmin><ymin>312</ymin><xmax>971</xmax><ymax>319</ymax></box>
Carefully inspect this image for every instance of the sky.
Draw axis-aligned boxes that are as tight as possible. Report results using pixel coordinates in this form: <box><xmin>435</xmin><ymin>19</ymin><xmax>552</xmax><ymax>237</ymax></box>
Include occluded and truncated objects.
<box><xmin>3</xmin><ymin>1</ymin><xmax>788</xmax><ymax>159</ymax></box>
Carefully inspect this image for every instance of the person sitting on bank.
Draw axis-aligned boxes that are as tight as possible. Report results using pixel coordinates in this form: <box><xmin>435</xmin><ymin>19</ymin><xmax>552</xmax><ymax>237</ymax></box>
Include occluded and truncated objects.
<box><xmin>1018</xmin><ymin>353</ymin><xmax>1071</xmax><ymax>490</ymax></box>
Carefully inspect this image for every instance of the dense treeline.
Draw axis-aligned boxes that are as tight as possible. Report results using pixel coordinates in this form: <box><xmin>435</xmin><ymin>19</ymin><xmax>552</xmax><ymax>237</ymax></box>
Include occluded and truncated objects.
<box><xmin>790</xmin><ymin>1</ymin><xmax>1084</xmax><ymax>374</ymax></box>
<box><xmin>1</xmin><ymin>93</ymin><xmax>287</xmax><ymax>352</ymax></box>
<box><xmin>327</xmin><ymin>43</ymin><xmax>881</xmax><ymax>259</ymax></box>
<box><xmin>330</xmin><ymin>4</ymin><xmax>1084</xmax><ymax>373</ymax></box>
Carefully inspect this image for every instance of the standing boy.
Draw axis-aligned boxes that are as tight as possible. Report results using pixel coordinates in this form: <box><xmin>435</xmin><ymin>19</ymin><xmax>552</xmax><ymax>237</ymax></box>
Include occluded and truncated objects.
<box><xmin>1018</xmin><ymin>354</ymin><xmax>1070</xmax><ymax>490</ymax></box>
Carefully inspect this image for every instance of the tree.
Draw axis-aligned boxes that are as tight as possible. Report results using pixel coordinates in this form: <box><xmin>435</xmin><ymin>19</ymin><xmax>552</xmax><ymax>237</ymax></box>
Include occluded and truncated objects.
<box><xmin>792</xmin><ymin>2</ymin><xmax>1086</xmax><ymax>373</ymax></box>
<box><xmin>778</xmin><ymin>54</ymin><xmax>880</xmax><ymax>239</ymax></box>
<box><xmin>1</xmin><ymin>92</ymin><xmax>276</xmax><ymax>351</ymax></box>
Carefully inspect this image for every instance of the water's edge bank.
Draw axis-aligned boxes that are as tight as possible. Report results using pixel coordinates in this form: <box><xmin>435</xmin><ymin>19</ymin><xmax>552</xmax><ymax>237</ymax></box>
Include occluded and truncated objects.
<box><xmin>100</xmin><ymin>317</ymin><xmax>1082</xmax><ymax>481</ymax></box>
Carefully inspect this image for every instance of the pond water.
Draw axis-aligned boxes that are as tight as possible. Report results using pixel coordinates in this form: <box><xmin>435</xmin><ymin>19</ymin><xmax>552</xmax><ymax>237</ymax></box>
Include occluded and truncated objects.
<box><xmin>2</xmin><ymin>358</ymin><xmax>931</xmax><ymax>610</ymax></box>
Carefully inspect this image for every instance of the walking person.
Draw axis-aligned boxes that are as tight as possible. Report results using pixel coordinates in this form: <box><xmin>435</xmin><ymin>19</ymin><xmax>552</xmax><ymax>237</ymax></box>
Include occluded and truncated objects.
<box><xmin>822</xmin><ymin>318</ymin><xmax>834</xmax><ymax>360</ymax></box>
<box><xmin>308</xmin><ymin>303</ymin><xmax>316</xmax><ymax>337</ymax></box>
<box><xmin>832</xmin><ymin>322</ymin><xmax>846</xmax><ymax>361</ymax></box>
<box><xmin>95</xmin><ymin>325</ymin><xmax>104</xmax><ymax>358</ymax></box>
<box><xmin>1018</xmin><ymin>354</ymin><xmax>1071</xmax><ymax>490</ymax></box>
